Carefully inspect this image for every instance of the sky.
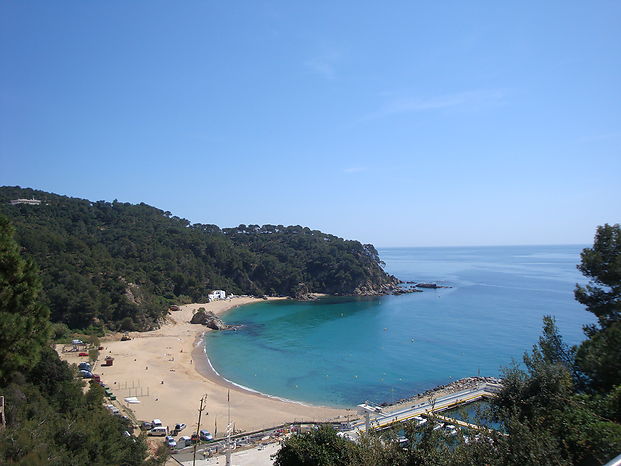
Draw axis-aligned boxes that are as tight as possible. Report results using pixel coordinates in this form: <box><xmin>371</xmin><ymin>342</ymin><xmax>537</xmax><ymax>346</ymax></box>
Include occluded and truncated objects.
<box><xmin>1</xmin><ymin>1</ymin><xmax>619</xmax><ymax>247</ymax></box>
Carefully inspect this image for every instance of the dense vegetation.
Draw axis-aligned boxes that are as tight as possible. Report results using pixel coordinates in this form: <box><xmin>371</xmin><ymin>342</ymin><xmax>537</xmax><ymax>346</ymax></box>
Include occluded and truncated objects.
<box><xmin>0</xmin><ymin>186</ymin><xmax>396</xmax><ymax>331</ymax></box>
<box><xmin>0</xmin><ymin>215</ymin><xmax>161</xmax><ymax>465</ymax></box>
<box><xmin>274</xmin><ymin>224</ymin><xmax>621</xmax><ymax>465</ymax></box>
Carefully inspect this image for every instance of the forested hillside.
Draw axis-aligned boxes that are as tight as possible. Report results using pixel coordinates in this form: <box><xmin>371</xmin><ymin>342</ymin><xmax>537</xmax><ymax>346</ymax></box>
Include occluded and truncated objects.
<box><xmin>0</xmin><ymin>186</ymin><xmax>397</xmax><ymax>331</ymax></box>
<box><xmin>0</xmin><ymin>215</ymin><xmax>160</xmax><ymax>465</ymax></box>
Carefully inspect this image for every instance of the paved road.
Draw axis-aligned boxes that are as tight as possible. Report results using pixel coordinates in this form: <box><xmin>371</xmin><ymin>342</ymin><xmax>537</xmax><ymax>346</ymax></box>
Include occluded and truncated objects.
<box><xmin>169</xmin><ymin>383</ymin><xmax>502</xmax><ymax>461</ymax></box>
<box><xmin>172</xmin><ymin>442</ymin><xmax>280</xmax><ymax>466</ymax></box>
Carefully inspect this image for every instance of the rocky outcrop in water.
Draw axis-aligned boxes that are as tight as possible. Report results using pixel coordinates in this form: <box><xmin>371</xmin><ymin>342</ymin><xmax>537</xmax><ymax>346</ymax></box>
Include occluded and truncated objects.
<box><xmin>290</xmin><ymin>278</ymin><xmax>451</xmax><ymax>299</ymax></box>
<box><xmin>392</xmin><ymin>286</ymin><xmax>423</xmax><ymax>295</ymax></box>
<box><xmin>349</xmin><ymin>276</ymin><xmax>402</xmax><ymax>296</ymax></box>
<box><xmin>293</xmin><ymin>282</ymin><xmax>314</xmax><ymax>301</ymax></box>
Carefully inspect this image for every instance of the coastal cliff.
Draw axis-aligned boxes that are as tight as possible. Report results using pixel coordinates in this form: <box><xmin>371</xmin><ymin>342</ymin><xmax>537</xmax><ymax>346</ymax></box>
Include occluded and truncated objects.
<box><xmin>351</xmin><ymin>278</ymin><xmax>401</xmax><ymax>296</ymax></box>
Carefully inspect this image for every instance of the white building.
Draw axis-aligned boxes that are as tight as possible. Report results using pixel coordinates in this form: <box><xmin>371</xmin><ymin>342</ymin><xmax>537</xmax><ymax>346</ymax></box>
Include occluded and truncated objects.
<box><xmin>208</xmin><ymin>290</ymin><xmax>226</xmax><ymax>302</ymax></box>
<box><xmin>10</xmin><ymin>198</ymin><xmax>41</xmax><ymax>205</ymax></box>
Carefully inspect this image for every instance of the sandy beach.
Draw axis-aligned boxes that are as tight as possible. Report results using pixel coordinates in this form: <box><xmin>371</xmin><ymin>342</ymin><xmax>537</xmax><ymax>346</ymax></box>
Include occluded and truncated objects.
<box><xmin>59</xmin><ymin>297</ymin><xmax>352</xmax><ymax>437</ymax></box>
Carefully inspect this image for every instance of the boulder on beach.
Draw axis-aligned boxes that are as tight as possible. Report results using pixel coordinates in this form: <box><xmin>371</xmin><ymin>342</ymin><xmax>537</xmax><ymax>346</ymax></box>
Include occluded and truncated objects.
<box><xmin>190</xmin><ymin>308</ymin><xmax>229</xmax><ymax>330</ymax></box>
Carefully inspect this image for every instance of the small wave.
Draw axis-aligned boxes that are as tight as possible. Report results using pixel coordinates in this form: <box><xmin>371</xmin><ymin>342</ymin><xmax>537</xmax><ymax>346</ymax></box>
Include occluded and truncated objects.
<box><xmin>194</xmin><ymin>331</ymin><xmax>206</xmax><ymax>347</ymax></box>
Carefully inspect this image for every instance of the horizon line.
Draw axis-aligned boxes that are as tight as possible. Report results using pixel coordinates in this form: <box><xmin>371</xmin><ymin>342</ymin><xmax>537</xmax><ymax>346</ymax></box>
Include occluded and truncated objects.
<box><xmin>376</xmin><ymin>243</ymin><xmax>590</xmax><ymax>249</ymax></box>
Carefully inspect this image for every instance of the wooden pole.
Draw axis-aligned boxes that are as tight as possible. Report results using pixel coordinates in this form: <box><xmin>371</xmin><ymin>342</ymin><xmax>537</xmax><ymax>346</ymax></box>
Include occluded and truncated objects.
<box><xmin>226</xmin><ymin>390</ymin><xmax>232</xmax><ymax>466</ymax></box>
<box><xmin>192</xmin><ymin>394</ymin><xmax>207</xmax><ymax>466</ymax></box>
<box><xmin>0</xmin><ymin>396</ymin><xmax>5</xmax><ymax>430</ymax></box>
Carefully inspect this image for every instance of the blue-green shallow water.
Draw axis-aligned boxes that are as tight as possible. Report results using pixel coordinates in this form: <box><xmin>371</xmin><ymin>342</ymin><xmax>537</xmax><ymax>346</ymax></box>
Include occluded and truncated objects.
<box><xmin>205</xmin><ymin>245</ymin><xmax>592</xmax><ymax>408</ymax></box>
<box><xmin>442</xmin><ymin>400</ymin><xmax>503</xmax><ymax>431</ymax></box>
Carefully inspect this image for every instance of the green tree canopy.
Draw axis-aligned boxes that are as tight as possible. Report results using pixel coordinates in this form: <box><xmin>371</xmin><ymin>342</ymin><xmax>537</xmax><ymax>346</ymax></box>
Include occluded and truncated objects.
<box><xmin>575</xmin><ymin>224</ymin><xmax>621</xmax><ymax>392</ymax></box>
<box><xmin>0</xmin><ymin>215</ymin><xmax>157</xmax><ymax>464</ymax></box>
<box><xmin>273</xmin><ymin>426</ymin><xmax>363</xmax><ymax>466</ymax></box>
<box><xmin>0</xmin><ymin>214</ymin><xmax>50</xmax><ymax>381</ymax></box>
<box><xmin>575</xmin><ymin>223</ymin><xmax>621</xmax><ymax>330</ymax></box>
<box><xmin>0</xmin><ymin>186</ymin><xmax>396</xmax><ymax>331</ymax></box>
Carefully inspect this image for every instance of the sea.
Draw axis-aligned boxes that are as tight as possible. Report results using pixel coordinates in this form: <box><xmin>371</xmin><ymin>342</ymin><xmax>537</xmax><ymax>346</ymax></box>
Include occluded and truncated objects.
<box><xmin>204</xmin><ymin>245</ymin><xmax>592</xmax><ymax>408</ymax></box>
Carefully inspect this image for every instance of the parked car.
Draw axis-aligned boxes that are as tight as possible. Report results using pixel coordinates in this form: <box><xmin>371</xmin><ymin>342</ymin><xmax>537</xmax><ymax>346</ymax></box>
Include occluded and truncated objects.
<box><xmin>78</xmin><ymin>362</ymin><xmax>91</xmax><ymax>371</ymax></box>
<box><xmin>177</xmin><ymin>436</ymin><xmax>192</xmax><ymax>448</ymax></box>
<box><xmin>165</xmin><ymin>435</ymin><xmax>177</xmax><ymax>448</ymax></box>
<box><xmin>79</xmin><ymin>352</ymin><xmax>89</xmax><ymax>357</ymax></box>
<box><xmin>174</xmin><ymin>423</ymin><xmax>186</xmax><ymax>433</ymax></box>
<box><xmin>105</xmin><ymin>404</ymin><xmax>120</xmax><ymax>415</ymax></box>
<box><xmin>199</xmin><ymin>430</ymin><xmax>213</xmax><ymax>441</ymax></box>
<box><xmin>140</xmin><ymin>421</ymin><xmax>153</xmax><ymax>431</ymax></box>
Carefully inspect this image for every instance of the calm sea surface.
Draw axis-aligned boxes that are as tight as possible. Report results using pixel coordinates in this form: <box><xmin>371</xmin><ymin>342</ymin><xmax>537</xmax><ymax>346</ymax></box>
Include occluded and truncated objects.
<box><xmin>204</xmin><ymin>245</ymin><xmax>592</xmax><ymax>407</ymax></box>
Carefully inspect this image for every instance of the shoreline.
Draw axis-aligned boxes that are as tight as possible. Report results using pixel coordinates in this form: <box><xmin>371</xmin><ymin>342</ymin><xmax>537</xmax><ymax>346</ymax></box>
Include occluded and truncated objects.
<box><xmin>190</xmin><ymin>328</ymin><xmax>316</xmax><ymax>408</ymax></box>
<box><xmin>57</xmin><ymin>296</ymin><xmax>352</xmax><ymax>436</ymax></box>
<box><xmin>56</xmin><ymin>295</ymin><xmax>499</xmax><ymax>440</ymax></box>
<box><xmin>185</xmin><ymin>300</ymin><xmax>501</xmax><ymax>415</ymax></box>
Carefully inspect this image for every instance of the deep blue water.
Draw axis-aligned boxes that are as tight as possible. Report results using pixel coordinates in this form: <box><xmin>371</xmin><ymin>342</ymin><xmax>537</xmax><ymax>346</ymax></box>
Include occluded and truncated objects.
<box><xmin>205</xmin><ymin>245</ymin><xmax>592</xmax><ymax>408</ymax></box>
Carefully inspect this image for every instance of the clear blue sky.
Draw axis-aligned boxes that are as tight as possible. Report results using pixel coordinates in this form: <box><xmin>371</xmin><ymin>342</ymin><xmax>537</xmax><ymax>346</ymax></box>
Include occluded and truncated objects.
<box><xmin>1</xmin><ymin>1</ymin><xmax>619</xmax><ymax>246</ymax></box>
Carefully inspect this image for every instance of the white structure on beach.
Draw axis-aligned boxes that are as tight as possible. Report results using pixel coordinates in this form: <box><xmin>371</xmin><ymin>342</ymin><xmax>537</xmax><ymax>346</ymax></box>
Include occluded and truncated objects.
<box><xmin>208</xmin><ymin>290</ymin><xmax>226</xmax><ymax>302</ymax></box>
<box><xmin>10</xmin><ymin>198</ymin><xmax>42</xmax><ymax>205</ymax></box>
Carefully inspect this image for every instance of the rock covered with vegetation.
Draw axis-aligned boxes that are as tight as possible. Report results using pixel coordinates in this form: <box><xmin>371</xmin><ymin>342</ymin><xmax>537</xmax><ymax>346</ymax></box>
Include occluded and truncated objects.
<box><xmin>0</xmin><ymin>186</ymin><xmax>397</xmax><ymax>331</ymax></box>
<box><xmin>189</xmin><ymin>307</ymin><xmax>229</xmax><ymax>330</ymax></box>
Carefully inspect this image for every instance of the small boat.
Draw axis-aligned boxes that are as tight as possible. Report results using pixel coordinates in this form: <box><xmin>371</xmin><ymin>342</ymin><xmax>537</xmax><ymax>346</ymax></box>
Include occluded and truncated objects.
<box><xmin>444</xmin><ymin>424</ymin><xmax>458</xmax><ymax>436</ymax></box>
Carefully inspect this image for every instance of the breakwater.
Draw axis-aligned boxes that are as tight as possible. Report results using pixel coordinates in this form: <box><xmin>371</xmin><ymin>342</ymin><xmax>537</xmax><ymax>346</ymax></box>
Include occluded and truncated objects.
<box><xmin>379</xmin><ymin>376</ymin><xmax>503</xmax><ymax>407</ymax></box>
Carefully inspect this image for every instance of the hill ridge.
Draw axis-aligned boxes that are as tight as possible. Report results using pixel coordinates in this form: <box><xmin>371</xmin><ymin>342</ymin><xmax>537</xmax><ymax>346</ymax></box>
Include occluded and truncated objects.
<box><xmin>0</xmin><ymin>186</ymin><xmax>397</xmax><ymax>331</ymax></box>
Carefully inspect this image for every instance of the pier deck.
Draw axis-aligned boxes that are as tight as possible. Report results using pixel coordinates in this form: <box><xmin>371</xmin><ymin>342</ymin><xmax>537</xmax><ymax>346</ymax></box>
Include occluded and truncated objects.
<box><xmin>350</xmin><ymin>383</ymin><xmax>501</xmax><ymax>432</ymax></box>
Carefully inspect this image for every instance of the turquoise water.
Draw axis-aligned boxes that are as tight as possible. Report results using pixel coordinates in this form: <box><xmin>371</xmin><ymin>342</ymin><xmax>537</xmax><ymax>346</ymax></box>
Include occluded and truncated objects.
<box><xmin>205</xmin><ymin>245</ymin><xmax>592</xmax><ymax>407</ymax></box>
<box><xmin>442</xmin><ymin>400</ymin><xmax>502</xmax><ymax>431</ymax></box>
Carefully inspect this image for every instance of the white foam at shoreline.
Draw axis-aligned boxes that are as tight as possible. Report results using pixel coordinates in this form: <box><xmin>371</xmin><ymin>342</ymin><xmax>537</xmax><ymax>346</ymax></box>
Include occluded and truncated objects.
<box><xmin>202</xmin><ymin>345</ymin><xmax>313</xmax><ymax>407</ymax></box>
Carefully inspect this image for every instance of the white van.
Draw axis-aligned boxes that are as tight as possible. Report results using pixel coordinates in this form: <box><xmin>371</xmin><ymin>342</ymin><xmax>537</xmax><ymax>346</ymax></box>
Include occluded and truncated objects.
<box><xmin>148</xmin><ymin>426</ymin><xmax>168</xmax><ymax>437</ymax></box>
<box><xmin>177</xmin><ymin>436</ymin><xmax>192</xmax><ymax>448</ymax></box>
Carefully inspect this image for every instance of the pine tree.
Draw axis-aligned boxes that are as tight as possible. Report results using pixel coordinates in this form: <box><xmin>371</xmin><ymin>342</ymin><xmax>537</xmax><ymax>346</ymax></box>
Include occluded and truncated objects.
<box><xmin>0</xmin><ymin>215</ymin><xmax>50</xmax><ymax>381</ymax></box>
<box><xmin>574</xmin><ymin>224</ymin><xmax>621</xmax><ymax>392</ymax></box>
<box><xmin>575</xmin><ymin>223</ymin><xmax>621</xmax><ymax>330</ymax></box>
